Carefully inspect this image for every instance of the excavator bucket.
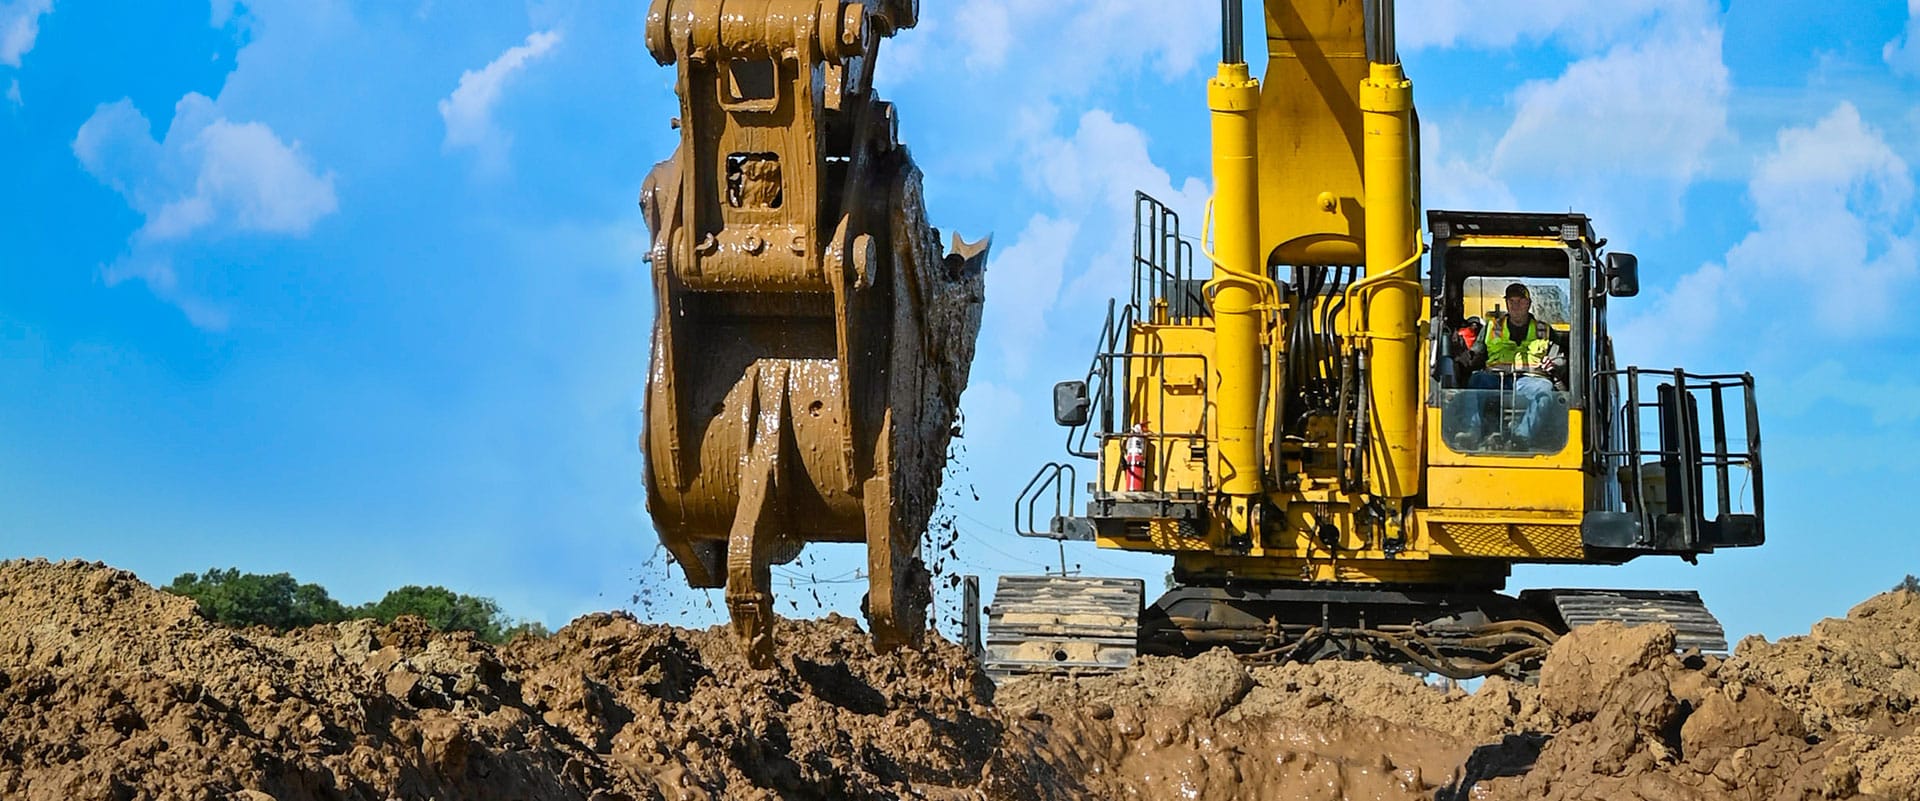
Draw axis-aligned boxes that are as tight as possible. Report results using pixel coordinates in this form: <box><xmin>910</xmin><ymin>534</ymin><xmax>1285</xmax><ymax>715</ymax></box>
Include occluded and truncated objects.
<box><xmin>639</xmin><ymin>0</ymin><xmax>986</xmax><ymax>666</ymax></box>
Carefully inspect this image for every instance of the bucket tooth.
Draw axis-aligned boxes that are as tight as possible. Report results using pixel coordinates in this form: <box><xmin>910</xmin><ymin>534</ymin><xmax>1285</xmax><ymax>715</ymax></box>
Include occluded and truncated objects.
<box><xmin>722</xmin><ymin>363</ymin><xmax>790</xmax><ymax>668</ymax></box>
<box><xmin>864</xmin><ymin>471</ymin><xmax>933</xmax><ymax>652</ymax></box>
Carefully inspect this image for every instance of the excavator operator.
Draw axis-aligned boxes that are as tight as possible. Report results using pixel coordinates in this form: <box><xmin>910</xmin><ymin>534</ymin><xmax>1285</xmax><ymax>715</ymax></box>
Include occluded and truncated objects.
<box><xmin>1452</xmin><ymin>282</ymin><xmax>1567</xmax><ymax>451</ymax></box>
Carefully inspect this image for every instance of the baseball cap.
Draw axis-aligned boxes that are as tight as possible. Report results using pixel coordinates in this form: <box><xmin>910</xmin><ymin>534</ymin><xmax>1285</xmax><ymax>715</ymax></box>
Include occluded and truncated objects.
<box><xmin>1504</xmin><ymin>282</ymin><xmax>1530</xmax><ymax>300</ymax></box>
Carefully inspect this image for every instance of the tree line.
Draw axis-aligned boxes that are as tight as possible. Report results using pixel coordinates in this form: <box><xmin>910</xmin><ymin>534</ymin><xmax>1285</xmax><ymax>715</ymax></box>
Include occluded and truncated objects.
<box><xmin>165</xmin><ymin>568</ymin><xmax>549</xmax><ymax>644</ymax></box>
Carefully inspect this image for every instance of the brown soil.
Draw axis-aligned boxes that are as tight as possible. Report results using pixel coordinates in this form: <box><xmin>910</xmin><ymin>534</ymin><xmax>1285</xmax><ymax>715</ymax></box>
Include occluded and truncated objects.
<box><xmin>3</xmin><ymin>559</ymin><xmax>1917</xmax><ymax>800</ymax></box>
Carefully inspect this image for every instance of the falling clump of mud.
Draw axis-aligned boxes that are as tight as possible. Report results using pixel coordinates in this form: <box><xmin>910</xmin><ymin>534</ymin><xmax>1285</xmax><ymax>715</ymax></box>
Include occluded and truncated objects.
<box><xmin>3</xmin><ymin>558</ymin><xmax>1919</xmax><ymax>800</ymax></box>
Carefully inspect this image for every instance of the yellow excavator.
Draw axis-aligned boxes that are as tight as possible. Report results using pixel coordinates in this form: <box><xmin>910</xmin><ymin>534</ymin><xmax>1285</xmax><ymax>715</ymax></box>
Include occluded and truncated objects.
<box><xmin>990</xmin><ymin>0</ymin><xmax>1764</xmax><ymax>680</ymax></box>
<box><xmin>637</xmin><ymin>0</ymin><xmax>1764</xmax><ymax>678</ymax></box>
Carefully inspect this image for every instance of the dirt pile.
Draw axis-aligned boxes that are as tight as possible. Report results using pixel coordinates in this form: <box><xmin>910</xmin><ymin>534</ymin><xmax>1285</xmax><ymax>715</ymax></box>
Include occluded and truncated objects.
<box><xmin>3</xmin><ymin>558</ymin><xmax>1918</xmax><ymax>800</ymax></box>
<box><xmin>0</xmin><ymin>559</ymin><xmax>1071</xmax><ymax>800</ymax></box>
<box><xmin>1466</xmin><ymin>592</ymin><xmax>1920</xmax><ymax>800</ymax></box>
<box><xmin>994</xmin><ymin>649</ymin><xmax>1547</xmax><ymax>799</ymax></box>
<box><xmin>995</xmin><ymin>594</ymin><xmax>1920</xmax><ymax>801</ymax></box>
<box><xmin>1482</xmin><ymin>621</ymin><xmax>1815</xmax><ymax>799</ymax></box>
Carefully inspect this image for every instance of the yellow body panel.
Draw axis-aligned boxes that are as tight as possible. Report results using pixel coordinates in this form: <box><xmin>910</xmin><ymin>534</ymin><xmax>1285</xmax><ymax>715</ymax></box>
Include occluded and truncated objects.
<box><xmin>1098</xmin><ymin>436</ymin><xmax>1210</xmax><ymax>497</ymax></box>
<box><xmin>1094</xmin><ymin>306</ymin><xmax>1604</xmax><ymax>581</ymax></box>
<box><xmin>1427</xmin><ymin>467</ymin><xmax>1583</xmax><ymax>513</ymax></box>
<box><xmin>1096</xmin><ymin>520</ymin><xmax>1210</xmax><ymax>553</ymax></box>
<box><xmin>1257</xmin><ymin>2</ymin><xmax>1367</xmax><ymax>265</ymax></box>
<box><xmin>1108</xmin><ymin>325</ymin><xmax>1216</xmax><ymax>497</ymax></box>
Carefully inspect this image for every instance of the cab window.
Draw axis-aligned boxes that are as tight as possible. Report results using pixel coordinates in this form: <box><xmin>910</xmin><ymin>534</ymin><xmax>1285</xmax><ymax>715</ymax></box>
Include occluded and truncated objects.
<box><xmin>1439</xmin><ymin>277</ymin><xmax>1573</xmax><ymax>456</ymax></box>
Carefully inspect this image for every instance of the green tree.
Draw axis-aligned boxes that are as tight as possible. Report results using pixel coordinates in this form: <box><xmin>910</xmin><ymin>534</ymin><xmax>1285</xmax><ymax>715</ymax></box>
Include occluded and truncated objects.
<box><xmin>166</xmin><ymin>568</ymin><xmax>349</xmax><ymax>630</ymax></box>
<box><xmin>167</xmin><ymin>568</ymin><xmax>533</xmax><ymax>643</ymax></box>
<box><xmin>501</xmin><ymin>619</ymin><xmax>552</xmax><ymax>640</ymax></box>
<box><xmin>357</xmin><ymin>585</ymin><xmax>511</xmax><ymax>642</ymax></box>
<box><xmin>1896</xmin><ymin>574</ymin><xmax>1920</xmax><ymax>594</ymax></box>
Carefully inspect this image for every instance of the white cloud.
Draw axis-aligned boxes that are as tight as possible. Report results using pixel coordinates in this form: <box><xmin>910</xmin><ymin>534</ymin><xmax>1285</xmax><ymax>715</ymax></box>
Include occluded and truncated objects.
<box><xmin>1487</xmin><ymin>6</ymin><xmax>1728</xmax><ymax>235</ymax></box>
<box><xmin>76</xmin><ymin>93</ymin><xmax>338</xmax><ymax>240</ymax></box>
<box><xmin>5</xmin><ymin>77</ymin><xmax>17</xmax><ymax>105</ymax></box>
<box><xmin>1400</xmin><ymin>1</ymin><xmax>1730</xmax><ymax>240</ymax></box>
<box><xmin>919</xmin><ymin>0</ymin><xmax>1208</xmax><ymax>86</ymax></box>
<box><xmin>1888</xmin><ymin>0</ymin><xmax>1920</xmax><ymax>76</ymax></box>
<box><xmin>0</xmin><ymin>0</ymin><xmax>52</xmax><ymax>67</ymax></box>
<box><xmin>1608</xmin><ymin>259</ymin><xmax>1733</xmax><ymax>365</ymax></box>
<box><xmin>1400</xmin><ymin>0</ymin><xmax>1696</xmax><ymax>53</ymax></box>
<box><xmin>984</xmin><ymin>110</ymin><xmax>1209</xmax><ymax>379</ymax></box>
<box><xmin>875</xmin><ymin>1</ymin><xmax>1220</xmax><ymax>270</ymax></box>
<box><xmin>73</xmin><ymin>93</ymin><xmax>338</xmax><ymax>329</ymax></box>
<box><xmin>439</xmin><ymin>29</ymin><xmax>561</xmax><ymax>170</ymax></box>
<box><xmin>1730</xmin><ymin>103</ymin><xmax>1914</xmax><ymax>324</ymax></box>
<box><xmin>1028</xmin><ymin>109</ymin><xmax>1155</xmax><ymax>208</ymax></box>
<box><xmin>956</xmin><ymin>380</ymin><xmax>1028</xmax><ymax>450</ymax></box>
<box><xmin>877</xmin><ymin>16</ymin><xmax>935</xmax><ymax>84</ymax></box>
<box><xmin>1419</xmin><ymin>120</ymin><xmax>1516</xmax><ymax>213</ymax></box>
<box><xmin>1615</xmin><ymin>103</ymin><xmax>1917</xmax><ymax>361</ymax></box>
<box><xmin>954</xmin><ymin>3</ymin><xmax>1012</xmax><ymax>71</ymax></box>
<box><xmin>1047</xmin><ymin>113</ymin><xmax>1209</xmax><ymax>297</ymax></box>
<box><xmin>881</xmin><ymin>6</ymin><xmax>1219</xmax><ymax>391</ymax></box>
<box><xmin>987</xmin><ymin>214</ymin><xmax>1076</xmax><ymax>378</ymax></box>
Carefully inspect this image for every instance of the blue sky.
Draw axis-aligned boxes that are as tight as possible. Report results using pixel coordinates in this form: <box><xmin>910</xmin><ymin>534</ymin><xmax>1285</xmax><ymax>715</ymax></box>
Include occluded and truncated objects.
<box><xmin>2</xmin><ymin>1</ymin><xmax>1917</xmax><ymax>642</ymax></box>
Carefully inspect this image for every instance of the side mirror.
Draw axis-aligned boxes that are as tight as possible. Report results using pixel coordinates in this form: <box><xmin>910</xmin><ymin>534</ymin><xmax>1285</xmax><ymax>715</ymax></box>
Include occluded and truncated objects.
<box><xmin>1607</xmin><ymin>252</ymin><xmax>1640</xmax><ymax>298</ymax></box>
<box><xmin>1052</xmin><ymin>380</ymin><xmax>1089</xmax><ymax>427</ymax></box>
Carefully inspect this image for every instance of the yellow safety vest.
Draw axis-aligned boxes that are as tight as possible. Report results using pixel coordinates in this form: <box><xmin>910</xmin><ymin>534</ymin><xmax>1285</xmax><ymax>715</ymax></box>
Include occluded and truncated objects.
<box><xmin>1486</xmin><ymin>316</ymin><xmax>1552</xmax><ymax>370</ymax></box>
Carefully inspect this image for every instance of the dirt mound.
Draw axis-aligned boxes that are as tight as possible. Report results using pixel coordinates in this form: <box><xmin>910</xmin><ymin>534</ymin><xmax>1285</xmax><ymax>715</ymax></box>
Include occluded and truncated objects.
<box><xmin>1006</xmin><ymin>599</ymin><xmax>1920</xmax><ymax>799</ymax></box>
<box><xmin>995</xmin><ymin>597</ymin><xmax>1920</xmax><ymax>800</ymax></box>
<box><xmin>4</xmin><ymin>558</ymin><xmax>1918</xmax><ymax>800</ymax></box>
<box><xmin>995</xmin><ymin>649</ymin><xmax>1547</xmax><ymax>800</ymax></box>
<box><xmin>1498</xmin><ymin>593</ymin><xmax>1920</xmax><ymax>801</ymax></box>
<box><xmin>0</xmin><ymin>559</ymin><xmax>1071</xmax><ymax>800</ymax></box>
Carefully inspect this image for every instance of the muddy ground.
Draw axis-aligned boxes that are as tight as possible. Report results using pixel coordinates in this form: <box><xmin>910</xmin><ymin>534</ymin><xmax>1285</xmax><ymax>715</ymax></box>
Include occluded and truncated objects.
<box><xmin>1</xmin><ymin>559</ymin><xmax>1916</xmax><ymax>800</ymax></box>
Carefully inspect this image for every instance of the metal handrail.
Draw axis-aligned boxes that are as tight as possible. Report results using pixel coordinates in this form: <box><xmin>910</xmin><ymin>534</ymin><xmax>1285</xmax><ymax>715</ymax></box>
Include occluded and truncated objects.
<box><xmin>1014</xmin><ymin>462</ymin><xmax>1078</xmax><ymax>538</ymax></box>
<box><xmin>1132</xmin><ymin>191</ymin><xmax>1200</xmax><ymax>321</ymax></box>
<box><xmin>1592</xmin><ymin>367</ymin><xmax>1763</xmax><ymax>545</ymax></box>
<box><xmin>1066</xmin><ymin>301</ymin><xmax>1134</xmax><ymax>459</ymax></box>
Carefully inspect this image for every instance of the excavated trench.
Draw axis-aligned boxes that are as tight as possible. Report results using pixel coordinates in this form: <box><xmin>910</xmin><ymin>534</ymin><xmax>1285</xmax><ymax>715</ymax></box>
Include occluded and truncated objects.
<box><xmin>2</xmin><ymin>558</ymin><xmax>1916</xmax><ymax>800</ymax></box>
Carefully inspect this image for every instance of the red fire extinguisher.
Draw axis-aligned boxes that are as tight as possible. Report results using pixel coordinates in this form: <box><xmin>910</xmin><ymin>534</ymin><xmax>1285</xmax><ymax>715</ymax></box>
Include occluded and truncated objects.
<box><xmin>1123</xmin><ymin>424</ymin><xmax>1150</xmax><ymax>492</ymax></box>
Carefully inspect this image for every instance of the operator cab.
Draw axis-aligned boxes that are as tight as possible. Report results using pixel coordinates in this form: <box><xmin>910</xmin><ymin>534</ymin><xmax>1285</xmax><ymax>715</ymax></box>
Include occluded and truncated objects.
<box><xmin>1426</xmin><ymin>212</ymin><xmax>1610</xmax><ymax>458</ymax></box>
<box><xmin>1426</xmin><ymin>209</ymin><xmax>1764</xmax><ymax>558</ymax></box>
